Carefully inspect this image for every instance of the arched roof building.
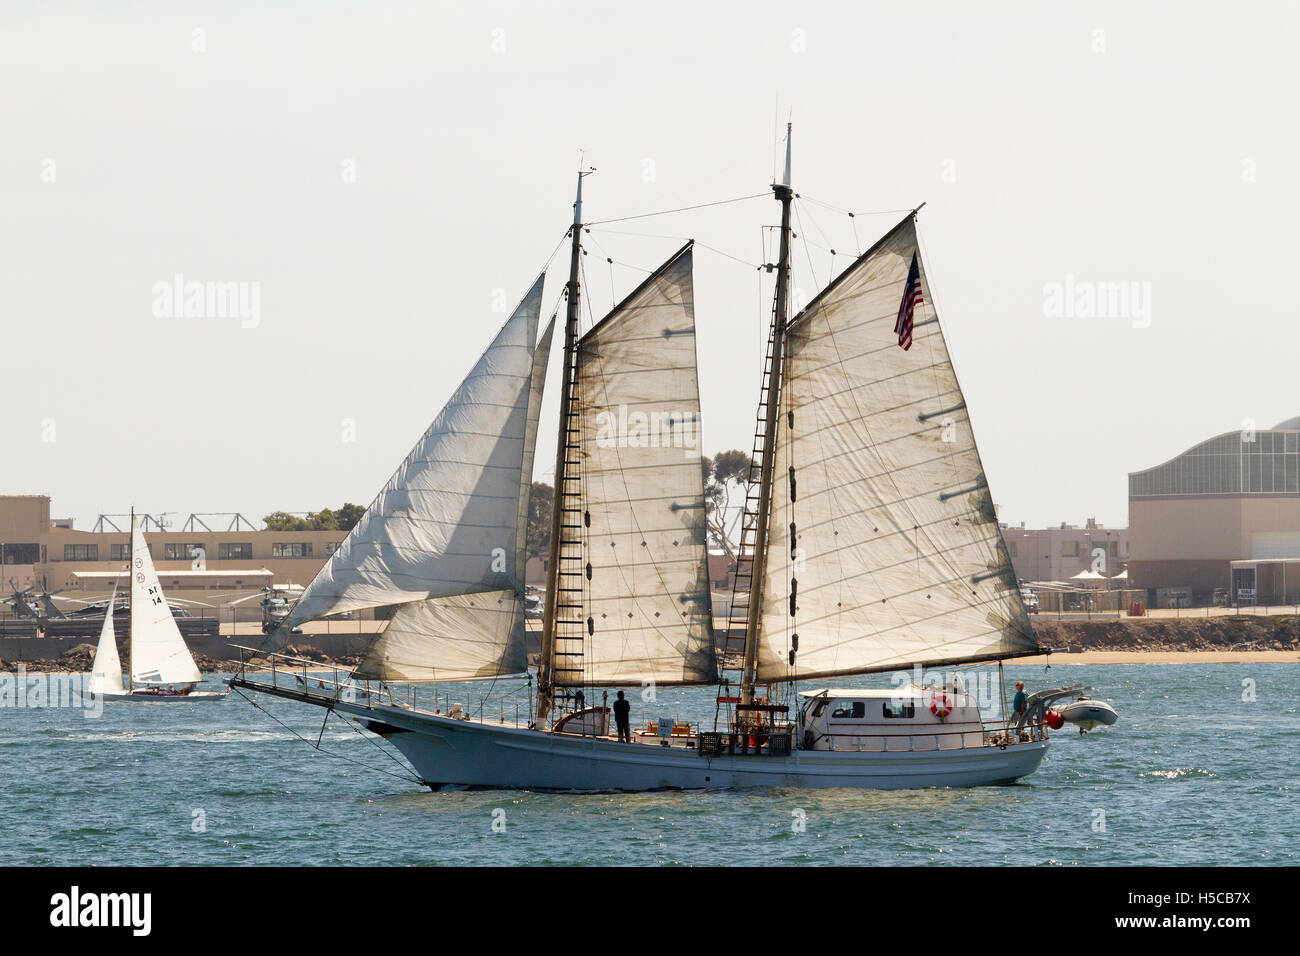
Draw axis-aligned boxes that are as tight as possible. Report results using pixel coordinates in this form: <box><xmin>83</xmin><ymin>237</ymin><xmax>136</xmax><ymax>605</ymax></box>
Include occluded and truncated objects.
<box><xmin>1128</xmin><ymin>418</ymin><xmax>1300</xmax><ymax>604</ymax></box>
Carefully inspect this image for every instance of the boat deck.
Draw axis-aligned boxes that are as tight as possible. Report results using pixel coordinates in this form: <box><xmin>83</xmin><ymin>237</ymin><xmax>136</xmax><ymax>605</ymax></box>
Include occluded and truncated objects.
<box><xmin>226</xmin><ymin>648</ymin><xmax>1051</xmax><ymax>760</ymax></box>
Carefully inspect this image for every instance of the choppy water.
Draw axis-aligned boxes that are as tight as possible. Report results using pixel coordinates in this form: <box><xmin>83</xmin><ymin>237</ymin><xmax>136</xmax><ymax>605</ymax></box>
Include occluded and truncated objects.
<box><xmin>1</xmin><ymin>663</ymin><xmax>1293</xmax><ymax>865</ymax></box>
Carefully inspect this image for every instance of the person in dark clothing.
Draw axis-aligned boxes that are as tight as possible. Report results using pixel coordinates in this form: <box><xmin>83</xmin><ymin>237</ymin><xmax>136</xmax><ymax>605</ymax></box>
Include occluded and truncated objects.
<box><xmin>1011</xmin><ymin>681</ymin><xmax>1028</xmax><ymax>720</ymax></box>
<box><xmin>613</xmin><ymin>690</ymin><xmax>631</xmax><ymax>743</ymax></box>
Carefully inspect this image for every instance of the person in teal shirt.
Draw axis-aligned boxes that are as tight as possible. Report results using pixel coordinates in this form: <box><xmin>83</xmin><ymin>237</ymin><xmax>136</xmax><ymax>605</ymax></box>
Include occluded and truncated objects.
<box><xmin>1011</xmin><ymin>681</ymin><xmax>1028</xmax><ymax>719</ymax></box>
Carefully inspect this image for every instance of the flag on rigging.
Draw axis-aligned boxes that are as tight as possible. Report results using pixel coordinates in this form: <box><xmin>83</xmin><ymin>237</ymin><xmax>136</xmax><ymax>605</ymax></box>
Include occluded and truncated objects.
<box><xmin>894</xmin><ymin>251</ymin><xmax>923</xmax><ymax>350</ymax></box>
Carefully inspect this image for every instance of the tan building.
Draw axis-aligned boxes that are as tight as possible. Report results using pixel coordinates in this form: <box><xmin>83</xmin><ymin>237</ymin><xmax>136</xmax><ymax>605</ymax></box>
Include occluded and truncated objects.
<box><xmin>1128</xmin><ymin>418</ymin><xmax>1300</xmax><ymax>604</ymax></box>
<box><xmin>1</xmin><ymin>494</ymin><xmax>346</xmax><ymax>595</ymax></box>
<box><xmin>999</xmin><ymin>520</ymin><xmax>1128</xmax><ymax>584</ymax></box>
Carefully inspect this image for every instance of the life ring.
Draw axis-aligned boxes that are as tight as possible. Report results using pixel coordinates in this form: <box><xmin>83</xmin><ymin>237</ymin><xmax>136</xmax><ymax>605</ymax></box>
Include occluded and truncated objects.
<box><xmin>930</xmin><ymin>694</ymin><xmax>953</xmax><ymax>719</ymax></box>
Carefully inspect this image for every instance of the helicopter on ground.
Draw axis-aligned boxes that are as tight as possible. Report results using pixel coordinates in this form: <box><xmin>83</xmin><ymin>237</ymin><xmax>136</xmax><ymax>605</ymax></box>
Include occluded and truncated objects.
<box><xmin>4</xmin><ymin>578</ymin><xmax>69</xmax><ymax>623</ymax></box>
<box><xmin>229</xmin><ymin>584</ymin><xmax>306</xmax><ymax>634</ymax></box>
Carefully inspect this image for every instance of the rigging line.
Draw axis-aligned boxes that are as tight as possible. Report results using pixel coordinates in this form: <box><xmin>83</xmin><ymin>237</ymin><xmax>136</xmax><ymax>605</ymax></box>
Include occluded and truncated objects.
<box><xmin>796</xmin><ymin>198</ymin><xmax>842</xmax><ymax>298</ymax></box>
<box><xmin>792</xmin><ymin>202</ymin><xmax>821</xmax><ymax>294</ymax></box>
<box><xmin>799</xmin><ymin>195</ymin><xmax>915</xmax><ymax>218</ymax></box>
<box><xmin>540</xmin><ymin>226</ymin><xmax>575</xmax><ymax>274</ymax></box>
<box><xmin>586</xmin><ymin>228</ymin><xmax>761</xmax><ymax>271</ymax></box>
<box><xmin>582</xmin><ymin>232</ymin><xmax>620</xmax><ymax>308</ymax></box>
<box><xmin>585</xmin><ymin>193</ymin><xmax>768</xmax><ymax>227</ymax></box>
<box><xmin>331</xmin><ymin>691</ymin><xmax>432</xmax><ymax>777</ymax></box>
<box><xmin>796</xmin><ymin>197</ymin><xmax>835</xmax><ymax>251</ymax></box>
<box><xmin>230</xmin><ymin>686</ymin><xmax>423</xmax><ymax>784</ymax></box>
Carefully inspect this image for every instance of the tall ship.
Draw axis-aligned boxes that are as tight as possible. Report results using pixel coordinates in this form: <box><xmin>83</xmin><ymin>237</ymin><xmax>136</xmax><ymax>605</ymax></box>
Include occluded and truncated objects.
<box><xmin>231</xmin><ymin>129</ymin><xmax>1075</xmax><ymax>789</ymax></box>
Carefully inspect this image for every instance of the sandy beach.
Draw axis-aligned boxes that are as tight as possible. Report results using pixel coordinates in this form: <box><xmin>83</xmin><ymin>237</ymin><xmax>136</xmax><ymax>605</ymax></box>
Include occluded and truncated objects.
<box><xmin>1023</xmin><ymin>650</ymin><xmax>1300</xmax><ymax>665</ymax></box>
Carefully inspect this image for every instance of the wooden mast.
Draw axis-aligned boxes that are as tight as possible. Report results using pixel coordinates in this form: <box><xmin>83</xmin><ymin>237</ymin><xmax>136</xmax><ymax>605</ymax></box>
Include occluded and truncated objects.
<box><xmin>740</xmin><ymin>124</ymin><xmax>794</xmax><ymax>704</ymax></box>
<box><xmin>537</xmin><ymin>166</ymin><xmax>592</xmax><ymax>727</ymax></box>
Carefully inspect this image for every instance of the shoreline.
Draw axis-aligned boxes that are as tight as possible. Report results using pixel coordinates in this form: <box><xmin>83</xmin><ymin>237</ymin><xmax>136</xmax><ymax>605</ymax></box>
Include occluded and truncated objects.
<box><xmin>5</xmin><ymin>649</ymin><xmax>1298</xmax><ymax>676</ymax></box>
<box><xmin>1025</xmin><ymin>649</ymin><xmax>1300</xmax><ymax>664</ymax></box>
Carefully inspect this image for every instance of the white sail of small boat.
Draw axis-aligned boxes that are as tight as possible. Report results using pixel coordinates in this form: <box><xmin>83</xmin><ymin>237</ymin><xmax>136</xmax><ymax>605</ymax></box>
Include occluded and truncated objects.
<box><xmin>234</xmin><ymin>127</ymin><xmax>1087</xmax><ymax>790</ymax></box>
<box><xmin>87</xmin><ymin>583</ymin><xmax>124</xmax><ymax>697</ymax></box>
<box><xmin>92</xmin><ymin>514</ymin><xmax>228</xmax><ymax>702</ymax></box>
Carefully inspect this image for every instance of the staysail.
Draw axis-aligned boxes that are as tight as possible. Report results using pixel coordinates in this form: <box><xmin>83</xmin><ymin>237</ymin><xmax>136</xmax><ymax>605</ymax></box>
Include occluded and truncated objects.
<box><xmin>129</xmin><ymin>517</ymin><xmax>203</xmax><ymax>685</ymax></box>
<box><xmin>755</xmin><ymin>213</ymin><xmax>1037</xmax><ymax>682</ymax></box>
<box><xmin>559</xmin><ymin>242</ymin><xmax>715</xmax><ymax>685</ymax></box>
<box><xmin>352</xmin><ymin>315</ymin><xmax>555</xmax><ymax>681</ymax></box>
<box><xmin>281</xmin><ymin>278</ymin><xmax>548</xmax><ymax>681</ymax></box>
<box><xmin>88</xmin><ymin>584</ymin><xmax>124</xmax><ymax>696</ymax></box>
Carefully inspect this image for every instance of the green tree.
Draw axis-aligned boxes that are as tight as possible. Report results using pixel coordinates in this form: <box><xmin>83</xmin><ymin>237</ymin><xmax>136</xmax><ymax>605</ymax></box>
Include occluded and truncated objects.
<box><xmin>306</xmin><ymin>509</ymin><xmax>338</xmax><ymax>531</ymax></box>
<box><xmin>336</xmin><ymin>502</ymin><xmax>365</xmax><ymax>531</ymax></box>
<box><xmin>526</xmin><ymin>481</ymin><xmax>553</xmax><ymax>562</ymax></box>
<box><xmin>262</xmin><ymin>510</ymin><xmax>309</xmax><ymax>531</ymax></box>
<box><xmin>704</xmin><ymin>449</ymin><xmax>750</xmax><ymax>563</ymax></box>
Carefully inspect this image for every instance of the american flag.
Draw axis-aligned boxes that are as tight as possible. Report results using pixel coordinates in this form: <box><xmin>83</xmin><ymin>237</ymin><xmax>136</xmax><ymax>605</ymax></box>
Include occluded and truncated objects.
<box><xmin>894</xmin><ymin>251</ymin><xmax>923</xmax><ymax>351</ymax></box>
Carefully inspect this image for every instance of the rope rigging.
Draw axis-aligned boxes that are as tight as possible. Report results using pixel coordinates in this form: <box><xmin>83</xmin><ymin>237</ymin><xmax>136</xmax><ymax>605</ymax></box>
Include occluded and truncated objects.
<box><xmin>231</xmin><ymin>685</ymin><xmax>425</xmax><ymax>786</ymax></box>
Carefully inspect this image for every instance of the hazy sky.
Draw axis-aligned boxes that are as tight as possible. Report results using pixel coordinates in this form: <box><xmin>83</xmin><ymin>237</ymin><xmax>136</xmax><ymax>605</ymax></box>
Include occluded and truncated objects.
<box><xmin>6</xmin><ymin>1</ymin><xmax>1298</xmax><ymax>532</ymax></box>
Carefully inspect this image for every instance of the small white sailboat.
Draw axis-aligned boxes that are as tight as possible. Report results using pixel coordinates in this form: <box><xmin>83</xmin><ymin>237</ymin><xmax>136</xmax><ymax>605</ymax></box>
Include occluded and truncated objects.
<box><xmin>232</xmin><ymin>127</ymin><xmax>1080</xmax><ymax>789</ymax></box>
<box><xmin>89</xmin><ymin>514</ymin><xmax>228</xmax><ymax>702</ymax></box>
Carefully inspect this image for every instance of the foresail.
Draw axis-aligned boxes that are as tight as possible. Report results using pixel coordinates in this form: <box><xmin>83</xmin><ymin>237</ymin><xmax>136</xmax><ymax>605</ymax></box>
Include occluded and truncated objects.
<box><xmin>88</xmin><ymin>586</ymin><xmax>124</xmax><ymax>695</ymax></box>
<box><xmin>755</xmin><ymin>214</ymin><xmax>1036</xmax><ymax>682</ymax></box>
<box><xmin>352</xmin><ymin>316</ymin><xmax>556</xmax><ymax>681</ymax></box>
<box><xmin>129</xmin><ymin>519</ymin><xmax>203</xmax><ymax>684</ymax></box>
<box><xmin>284</xmin><ymin>277</ymin><xmax>546</xmax><ymax>636</ymax></box>
<box><xmin>563</xmin><ymin>243</ymin><xmax>715</xmax><ymax>685</ymax></box>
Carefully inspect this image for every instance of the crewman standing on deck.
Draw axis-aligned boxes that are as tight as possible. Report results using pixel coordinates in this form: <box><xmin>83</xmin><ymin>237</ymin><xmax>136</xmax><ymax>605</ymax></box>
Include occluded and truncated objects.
<box><xmin>613</xmin><ymin>690</ymin><xmax>631</xmax><ymax>742</ymax></box>
<box><xmin>1011</xmin><ymin>681</ymin><xmax>1028</xmax><ymax>720</ymax></box>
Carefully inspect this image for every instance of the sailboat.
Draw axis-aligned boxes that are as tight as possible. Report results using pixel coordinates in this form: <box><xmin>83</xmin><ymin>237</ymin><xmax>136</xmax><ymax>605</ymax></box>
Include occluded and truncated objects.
<box><xmin>89</xmin><ymin>514</ymin><xmax>229</xmax><ymax>702</ymax></box>
<box><xmin>231</xmin><ymin>129</ymin><xmax>1075</xmax><ymax>789</ymax></box>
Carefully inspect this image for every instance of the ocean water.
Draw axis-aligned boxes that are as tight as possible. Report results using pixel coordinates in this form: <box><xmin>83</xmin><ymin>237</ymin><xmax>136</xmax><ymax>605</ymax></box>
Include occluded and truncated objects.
<box><xmin>1</xmin><ymin>663</ymin><xmax>1294</xmax><ymax>866</ymax></box>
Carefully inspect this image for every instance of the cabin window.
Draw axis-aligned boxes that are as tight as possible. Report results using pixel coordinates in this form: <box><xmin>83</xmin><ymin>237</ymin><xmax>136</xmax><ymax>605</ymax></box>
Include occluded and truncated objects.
<box><xmin>830</xmin><ymin>701</ymin><xmax>865</xmax><ymax>719</ymax></box>
<box><xmin>811</xmin><ymin>699</ymin><xmax>830</xmax><ymax>718</ymax></box>
<box><xmin>882</xmin><ymin>700</ymin><xmax>915</xmax><ymax>719</ymax></box>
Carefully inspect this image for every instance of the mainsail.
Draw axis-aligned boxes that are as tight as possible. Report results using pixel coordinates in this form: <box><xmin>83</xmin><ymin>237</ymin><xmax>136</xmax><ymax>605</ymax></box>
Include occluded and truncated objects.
<box><xmin>283</xmin><ymin>278</ymin><xmax>549</xmax><ymax>681</ymax></box>
<box><xmin>352</xmin><ymin>316</ymin><xmax>555</xmax><ymax>681</ymax></box>
<box><xmin>129</xmin><ymin>517</ymin><xmax>203</xmax><ymax>685</ymax></box>
<box><xmin>88</xmin><ymin>585</ymin><xmax>124</xmax><ymax>696</ymax></box>
<box><xmin>558</xmin><ymin>243</ymin><xmax>715</xmax><ymax>685</ymax></box>
<box><xmin>754</xmin><ymin>213</ymin><xmax>1037</xmax><ymax>682</ymax></box>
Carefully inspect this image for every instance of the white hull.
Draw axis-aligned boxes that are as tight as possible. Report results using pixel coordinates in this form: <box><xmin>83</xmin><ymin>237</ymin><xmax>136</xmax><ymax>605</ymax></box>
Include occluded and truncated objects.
<box><xmin>1053</xmin><ymin>699</ymin><xmax>1117</xmax><ymax>731</ymax></box>
<box><xmin>335</xmin><ymin>699</ymin><xmax>1049</xmax><ymax>791</ymax></box>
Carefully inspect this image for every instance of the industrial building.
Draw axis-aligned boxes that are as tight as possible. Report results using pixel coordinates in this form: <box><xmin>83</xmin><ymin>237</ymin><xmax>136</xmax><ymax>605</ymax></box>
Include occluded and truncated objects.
<box><xmin>1</xmin><ymin>494</ymin><xmax>346</xmax><ymax>596</ymax></box>
<box><xmin>1128</xmin><ymin>417</ymin><xmax>1300</xmax><ymax>605</ymax></box>
<box><xmin>1000</xmin><ymin>519</ymin><xmax>1128</xmax><ymax>584</ymax></box>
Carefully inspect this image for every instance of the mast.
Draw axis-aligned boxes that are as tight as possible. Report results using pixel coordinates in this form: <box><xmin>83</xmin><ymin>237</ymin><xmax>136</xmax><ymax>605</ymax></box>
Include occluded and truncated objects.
<box><xmin>740</xmin><ymin>124</ymin><xmax>794</xmax><ymax>704</ymax></box>
<box><xmin>537</xmin><ymin>166</ymin><xmax>591</xmax><ymax>726</ymax></box>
